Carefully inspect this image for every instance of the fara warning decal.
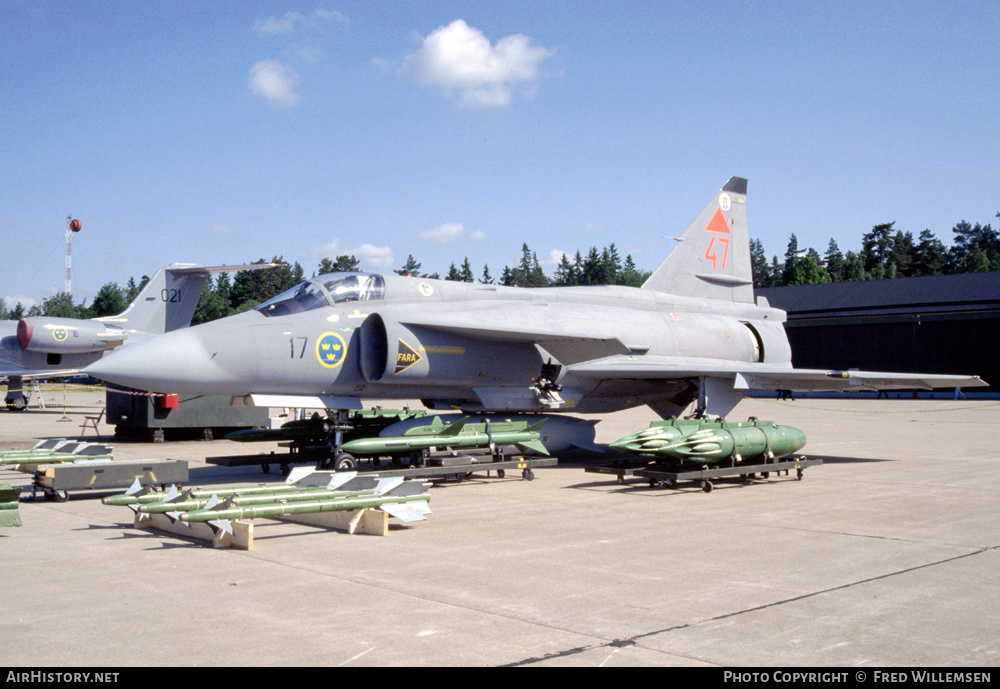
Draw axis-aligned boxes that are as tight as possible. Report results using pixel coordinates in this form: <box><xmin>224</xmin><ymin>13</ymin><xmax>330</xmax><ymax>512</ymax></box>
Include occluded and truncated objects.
<box><xmin>395</xmin><ymin>339</ymin><xmax>422</xmax><ymax>374</ymax></box>
<box><xmin>315</xmin><ymin>332</ymin><xmax>347</xmax><ymax>369</ymax></box>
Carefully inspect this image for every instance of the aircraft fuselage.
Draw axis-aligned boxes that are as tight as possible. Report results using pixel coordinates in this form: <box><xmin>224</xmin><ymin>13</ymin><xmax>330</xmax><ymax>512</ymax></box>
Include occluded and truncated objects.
<box><xmin>84</xmin><ymin>273</ymin><xmax>791</xmax><ymax>416</ymax></box>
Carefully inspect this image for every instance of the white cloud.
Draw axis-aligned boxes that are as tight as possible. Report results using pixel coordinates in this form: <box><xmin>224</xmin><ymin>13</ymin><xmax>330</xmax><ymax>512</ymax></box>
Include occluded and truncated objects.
<box><xmin>305</xmin><ymin>240</ymin><xmax>395</xmax><ymax>271</ymax></box>
<box><xmin>211</xmin><ymin>224</ymin><xmax>235</xmax><ymax>235</ymax></box>
<box><xmin>306</xmin><ymin>240</ymin><xmax>343</xmax><ymax>258</ymax></box>
<box><xmin>248</xmin><ymin>60</ymin><xmax>301</xmax><ymax>106</ymax></box>
<box><xmin>3</xmin><ymin>294</ymin><xmax>37</xmax><ymax>310</ymax></box>
<box><xmin>397</xmin><ymin>19</ymin><xmax>555</xmax><ymax>108</ymax></box>
<box><xmin>350</xmin><ymin>243</ymin><xmax>395</xmax><ymax>270</ymax></box>
<box><xmin>371</xmin><ymin>56</ymin><xmax>394</xmax><ymax>73</ymax></box>
<box><xmin>469</xmin><ymin>229</ymin><xmax>487</xmax><ymax>241</ymax></box>
<box><xmin>253</xmin><ymin>9</ymin><xmax>348</xmax><ymax>36</ymax></box>
<box><xmin>546</xmin><ymin>249</ymin><xmax>570</xmax><ymax>266</ymax></box>
<box><xmin>313</xmin><ymin>9</ymin><xmax>349</xmax><ymax>25</ymax></box>
<box><xmin>254</xmin><ymin>12</ymin><xmax>299</xmax><ymax>35</ymax></box>
<box><xmin>419</xmin><ymin>222</ymin><xmax>466</xmax><ymax>243</ymax></box>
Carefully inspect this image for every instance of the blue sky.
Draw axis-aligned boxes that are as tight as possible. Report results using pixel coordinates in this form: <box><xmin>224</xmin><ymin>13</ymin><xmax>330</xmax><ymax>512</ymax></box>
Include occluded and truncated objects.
<box><xmin>2</xmin><ymin>0</ymin><xmax>998</xmax><ymax>309</ymax></box>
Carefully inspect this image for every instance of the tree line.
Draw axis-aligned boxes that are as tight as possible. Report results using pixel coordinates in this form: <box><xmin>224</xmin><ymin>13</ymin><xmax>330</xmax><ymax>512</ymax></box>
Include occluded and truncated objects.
<box><xmin>753</xmin><ymin>215</ymin><xmax>1000</xmax><ymax>287</ymax></box>
<box><xmin>0</xmin><ymin>244</ymin><xmax>648</xmax><ymax>325</ymax></box>
<box><xmin>3</xmin><ymin>214</ymin><xmax>997</xmax><ymax>324</ymax></box>
<box><xmin>393</xmin><ymin>242</ymin><xmax>650</xmax><ymax>288</ymax></box>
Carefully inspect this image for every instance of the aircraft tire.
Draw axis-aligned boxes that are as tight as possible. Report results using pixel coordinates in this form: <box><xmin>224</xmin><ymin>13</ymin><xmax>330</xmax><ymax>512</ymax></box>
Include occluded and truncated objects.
<box><xmin>334</xmin><ymin>453</ymin><xmax>356</xmax><ymax>471</ymax></box>
<box><xmin>5</xmin><ymin>397</ymin><xmax>27</xmax><ymax>411</ymax></box>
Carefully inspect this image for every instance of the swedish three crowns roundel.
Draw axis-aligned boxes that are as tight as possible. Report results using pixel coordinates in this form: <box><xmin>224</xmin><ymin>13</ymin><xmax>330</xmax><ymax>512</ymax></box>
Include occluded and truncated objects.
<box><xmin>316</xmin><ymin>332</ymin><xmax>347</xmax><ymax>369</ymax></box>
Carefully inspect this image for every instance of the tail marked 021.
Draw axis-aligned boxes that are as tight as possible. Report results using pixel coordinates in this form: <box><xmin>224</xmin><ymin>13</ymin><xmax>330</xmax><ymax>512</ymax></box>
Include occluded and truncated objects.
<box><xmin>641</xmin><ymin>176</ymin><xmax>754</xmax><ymax>304</ymax></box>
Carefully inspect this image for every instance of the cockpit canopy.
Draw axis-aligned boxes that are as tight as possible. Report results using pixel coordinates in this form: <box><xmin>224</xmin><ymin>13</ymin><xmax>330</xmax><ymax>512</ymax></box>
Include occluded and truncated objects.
<box><xmin>256</xmin><ymin>273</ymin><xmax>385</xmax><ymax>318</ymax></box>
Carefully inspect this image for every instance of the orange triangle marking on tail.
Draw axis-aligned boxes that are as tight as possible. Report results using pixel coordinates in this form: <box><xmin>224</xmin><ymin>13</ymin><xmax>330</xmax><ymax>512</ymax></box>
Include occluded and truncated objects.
<box><xmin>705</xmin><ymin>207</ymin><xmax>731</xmax><ymax>234</ymax></box>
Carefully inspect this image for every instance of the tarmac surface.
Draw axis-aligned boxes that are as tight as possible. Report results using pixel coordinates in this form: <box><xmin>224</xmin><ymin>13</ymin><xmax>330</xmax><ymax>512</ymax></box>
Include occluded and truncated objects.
<box><xmin>1</xmin><ymin>390</ymin><xmax>998</xmax><ymax>667</ymax></box>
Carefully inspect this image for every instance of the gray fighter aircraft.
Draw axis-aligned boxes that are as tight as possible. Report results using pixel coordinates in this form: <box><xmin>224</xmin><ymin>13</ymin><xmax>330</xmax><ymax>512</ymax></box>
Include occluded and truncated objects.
<box><xmin>84</xmin><ymin>178</ymin><xmax>987</xmax><ymax>426</ymax></box>
<box><xmin>1</xmin><ymin>263</ymin><xmax>276</xmax><ymax>409</ymax></box>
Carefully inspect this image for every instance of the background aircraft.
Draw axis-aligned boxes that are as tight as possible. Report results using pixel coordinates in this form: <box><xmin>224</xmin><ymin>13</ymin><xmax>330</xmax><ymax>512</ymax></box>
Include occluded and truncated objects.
<box><xmin>1</xmin><ymin>263</ymin><xmax>275</xmax><ymax>409</ymax></box>
<box><xmin>85</xmin><ymin>178</ymin><xmax>986</xmax><ymax>426</ymax></box>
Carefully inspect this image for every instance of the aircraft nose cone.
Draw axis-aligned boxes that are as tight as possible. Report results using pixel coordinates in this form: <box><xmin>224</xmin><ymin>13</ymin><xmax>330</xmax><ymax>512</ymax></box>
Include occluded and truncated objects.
<box><xmin>85</xmin><ymin>327</ymin><xmax>248</xmax><ymax>395</ymax></box>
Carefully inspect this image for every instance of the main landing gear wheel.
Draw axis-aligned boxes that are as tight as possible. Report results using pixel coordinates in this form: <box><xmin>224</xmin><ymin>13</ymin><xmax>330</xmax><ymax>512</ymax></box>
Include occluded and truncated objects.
<box><xmin>334</xmin><ymin>453</ymin><xmax>356</xmax><ymax>471</ymax></box>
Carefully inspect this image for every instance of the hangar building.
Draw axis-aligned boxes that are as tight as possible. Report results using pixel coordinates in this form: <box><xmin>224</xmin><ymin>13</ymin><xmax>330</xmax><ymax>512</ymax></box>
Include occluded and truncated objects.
<box><xmin>755</xmin><ymin>272</ymin><xmax>999</xmax><ymax>394</ymax></box>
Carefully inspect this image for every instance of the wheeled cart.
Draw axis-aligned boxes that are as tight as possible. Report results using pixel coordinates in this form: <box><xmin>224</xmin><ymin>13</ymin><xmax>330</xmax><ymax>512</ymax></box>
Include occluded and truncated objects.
<box><xmin>30</xmin><ymin>459</ymin><xmax>189</xmax><ymax>501</ymax></box>
<box><xmin>208</xmin><ymin>449</ymin><xmax>556</xmax><ymax>482</ymax></box>
<box><xmin>636</xmin><ymin>457</ymin><xmax>823</xmax><ymax>493</ymax></box>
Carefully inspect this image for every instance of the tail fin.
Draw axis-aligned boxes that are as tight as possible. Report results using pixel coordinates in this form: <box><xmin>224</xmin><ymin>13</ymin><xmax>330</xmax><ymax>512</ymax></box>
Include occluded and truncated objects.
<box><xmin>439</xmin><ymin>417</ymin><xmax>469</xmax><ymax>437</ymax></box>
<box><xmin>95</xmin><ymin>263</ymin><xmax>279</xmax><ymax>335</ymax></box>
<box><xmin>642</xmin><ymin>177</ymin><xmax>753</xmax><ymax>303</ymax></box>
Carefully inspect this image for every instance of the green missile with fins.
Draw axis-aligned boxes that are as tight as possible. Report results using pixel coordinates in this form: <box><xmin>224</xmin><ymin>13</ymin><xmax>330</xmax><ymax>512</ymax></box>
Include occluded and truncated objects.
<box><xmin>179</xmin><ymin>492</ymin><xmax>430</xmax><ymax>524</ymax></box>
<box><xmin>224</xmin><ymin>408</ymin><xmax>429</xmax><ymax>443</ymax></box>
<box><xmin>339</xmin><ymin>416</ymin><xmax>549</xmax><ymax>457</ymax></box>
<box><xmin>178</xmin><ymin>476</ymin><xmax>431</xmax><ymax>531</ymax></box>
<box><xmin>137</xmin><ymin>485</ymin><xmax>381</xmax><ymax>515</ymax></box>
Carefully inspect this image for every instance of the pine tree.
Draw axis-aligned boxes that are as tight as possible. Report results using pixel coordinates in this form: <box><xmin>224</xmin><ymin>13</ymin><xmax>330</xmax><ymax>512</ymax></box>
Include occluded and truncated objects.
<box><xmin>780</xmin><ymin>234</ymin><xmax>801</xmax><ymax>286</ymax></box>
<box><xmin>912</xmin><ymin>229</ymin><xmax>947</xmax><ymax>276</ymax></box>
<box><xmin>861</xmin><ymin>222</ymin><xmax>895</xmax><ymax>276</ymax></box>
<box><xmin>552</xmin><ymin>253</ymin><xmax>577</xmax><ymax>286</ymax></box>
<box><xmin>602</xmin><ymin>243</ymin><xmax>622</xmax><ymax>284</ymax></box>
<box><xmin>750</xmin><ymin>238</ymin><xmax>770</xmax><ymax>286</ymax></box>
<box><xmin>618</xmin><ymin>254</ymin><xmax>649</xmax><ymax>287</ymax></box>
<box><xmin>890</xmin><ymin>230</ymin><xmax>915</xmax><ymax>277</ymax></box>
<box><xmin>395</xmin><ymin>255</ymin><xmax>422</xmax><ymax>277</ymax></box>
<box><xmin>317</xmin><ymin>255</ymin><xmax>361</xmax><ymax>274</ymax></box>
<box><xmin>824</xmin><ymin>238</ymin><xmax>844</xmax><ymax>282</ymax></box>
<box><xmin>459</xmin><ymin>257</ymin><xmax>475</xmax><ymax>282</ymax></box>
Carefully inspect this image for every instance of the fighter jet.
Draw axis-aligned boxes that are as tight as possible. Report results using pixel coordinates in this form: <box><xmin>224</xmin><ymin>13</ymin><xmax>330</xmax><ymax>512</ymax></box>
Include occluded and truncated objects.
<box><xmin>1</xmin><ymin>262</ymin><xmax>277</xmax><ymax>409</ymax></box>
<box><xmin>84</xmin><ymin>178</ymin><xmax>987</xmax><ymax>426</ymax></box>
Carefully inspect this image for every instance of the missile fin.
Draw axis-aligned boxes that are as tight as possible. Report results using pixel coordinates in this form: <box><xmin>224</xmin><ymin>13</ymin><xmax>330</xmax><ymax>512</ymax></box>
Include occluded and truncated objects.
<box><xmin>208</xmin><ymin>519</ymin><xmax>234</xmax><ymax>536</ymax></box>
<box><xmin>325</xmin><ymin>471</ymin><xmax>360</xmax><ymax>491</ymax></box>
<box><xmin>438</xmin><ymin>417</ymin><xmax>469</xmax><ymax>437</ymax></box>
<box><xmin>286</xmin><ymin>466</ymin><xmax>319</xmax><ymax>485</ymax></box>
<box><xmin>374</xmin><ymin>477</ymin><xmax>405</xmax><ymax>495</ymax></box>
<box><xmin>380</xmin><ymin>501</ymin><xmax>432</xmax><ymax>523</ymax></box>
<box><xmin>526</xmin><ymin>419</ymin><xmax>548</xmax><ymax>434</ymax></box>
<box><xmin>514</xmin><ymin>440</ymin><xmax>550</xmax><ymax>456</ymax></box>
